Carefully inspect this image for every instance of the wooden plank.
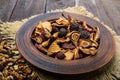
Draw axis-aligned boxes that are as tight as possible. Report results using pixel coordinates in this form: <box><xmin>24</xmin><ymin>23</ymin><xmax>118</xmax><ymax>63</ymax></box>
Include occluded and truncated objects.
<box><xmin>100</xmin><ymin>0</ymin><xmax>120</xmax><ymax>35</ymax></box>
<box><xmin>0</xmin><ymin>0</ymin><xmax>17</xmax><ymax>22</ymax></box>
<box><xmin>9</xmin><ymin>0</ymin><xmax>46</xmax><ymax>21</ymax></box>
<box><xmin>76</xmin><ymin>0</ymin><xmax>120</xmax><ymax>35</ymax></box>
<box><xmin>76</xmin><ymin>0</ymin><xmax>99</xmax><ymax>17</ymax></box>
<box><xmin>46</xmin><ymin>0</ymin><xmax>75</xmax><ymax>11</ymax></box>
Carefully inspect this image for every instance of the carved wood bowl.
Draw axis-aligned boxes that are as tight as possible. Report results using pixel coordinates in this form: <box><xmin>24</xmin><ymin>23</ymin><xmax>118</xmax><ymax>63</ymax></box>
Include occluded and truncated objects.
<box><xmin>16</xmin><ymin>12</ymin><xmax>116</xmax><ymax>75</ymax></box>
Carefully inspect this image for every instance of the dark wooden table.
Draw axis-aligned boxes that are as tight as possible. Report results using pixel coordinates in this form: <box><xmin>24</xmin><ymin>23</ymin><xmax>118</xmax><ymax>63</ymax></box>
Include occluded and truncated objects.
<box><xmin>0</xmin><ymin>0</ymin><xmax>120</xmax><ymax>35</ymax></box>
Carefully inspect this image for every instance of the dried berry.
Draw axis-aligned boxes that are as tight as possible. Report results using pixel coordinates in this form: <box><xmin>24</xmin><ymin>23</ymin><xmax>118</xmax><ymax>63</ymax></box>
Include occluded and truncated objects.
<box><xmin>80</xmin><ymin>30</ymin><xmax>90</xmax><ymax>39</ymax></box>
<box><xmin>62</xmin><ymin>43</ymin><xmax>75</xmax><ymax>49</ymax></box>
<box><xmin>58</xmin><ymin>28</ymin><xmax>67</xmax><ymax>38</ymax></box>
<box><xmin>56</xmin><ymin>52</ymin><xmax>65</xmax><ymax>59</ymax></box>
<box><xmin>52</xmin><ymin>27</ymin><xmax>59</xmax><ymax>33</ymax></box>
<box><xmin>70</xmin><ymin>22</ymin><xmax>79</xmax><ymax>31</ymax></box>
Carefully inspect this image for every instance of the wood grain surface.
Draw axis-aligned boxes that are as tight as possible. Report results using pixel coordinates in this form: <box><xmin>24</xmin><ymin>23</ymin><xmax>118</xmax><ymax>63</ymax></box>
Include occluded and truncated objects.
<box><xmin>16</xmin><ymin>12</ymin><xmax>116</xmax><ymax>75</ymax></box>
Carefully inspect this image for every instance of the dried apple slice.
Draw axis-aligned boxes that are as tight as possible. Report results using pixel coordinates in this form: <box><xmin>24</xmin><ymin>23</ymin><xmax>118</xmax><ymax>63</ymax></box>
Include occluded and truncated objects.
<box><xmin>42</xmin><ymin>21</ymin><xmax>52</xmax><ymax>32</ymax></box>
<box><xmin>47</xmin><ymin>41</ymin><xmax>61</xmax><ymax>55</ymax></box>
<box><xmin>79</xmin><ymin>39</ymin><xmax>91</xmax><ymax>48</ymax></box>
<box><xmin>64</xmin><ymin>50</ymin><xmax>74</xmax><ymax>60</ymax></box>
<box><xmin>72</xmin><ymin>48</ymin><xmax>80</xmax><ymax>59</ymax></box>
<box><xmin>70</xmin><ymin>32</ymin><xmax>80</xmax><ymax>47</ymax></box>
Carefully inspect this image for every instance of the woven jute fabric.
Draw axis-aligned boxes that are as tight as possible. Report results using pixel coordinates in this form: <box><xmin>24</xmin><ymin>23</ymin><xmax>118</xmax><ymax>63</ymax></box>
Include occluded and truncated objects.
<box><xmin>0</xmin><ymin>6</ymin><xmax>120</xmax><ymax>80</ymax></box>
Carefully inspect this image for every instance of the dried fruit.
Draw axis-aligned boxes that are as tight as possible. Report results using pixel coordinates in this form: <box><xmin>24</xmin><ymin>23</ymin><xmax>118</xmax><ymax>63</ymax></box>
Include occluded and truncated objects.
<box><xmin>62</xmin><ymin>43</ymin><xmax>75</xmax><ymax>49</ymax></box>
<box><xmin>56</xmin><ymin>52</ymin><xmax>65</xmax><ymax>59</ymax></box>
<box><xmin>93</xmin><ymin>27</ymin><xmax>100</xmax><ymax>41</ymax></box>
<box><xmin>52</xmin><ymin>27</ymin><xmax>59</xmax><ymax>33</ymax></box>
<box><xmin>70</xmin><ymin>32</ymin><xmax>80</xmax><ymax>47</ymax></box>
<box><xmin>64</xmin><ymin>50</ymin><xmax>74</xmax><ymax>60</ymax></box>
<box><xmin>58</xmin><ymin>28</ymin><xmax>67</xmax><ymax>38</ymax></box>
<box><xmin>56</xmin><ymin>17</ymin><xmax>69</xmax><ymax>26</ymax></box>
<box><xmin>42</xmin><ymin>21</ymin><xmax>52</xmax><ymax>32</ymax></box>
<box><xmin>79</xmin><ymin>39</ymin><xmax>91</xmax><ymax>48</ymax></box>
<box><xmin>31</xmin><ymin>15</ymin><xmax>100</xmax><ymax>60</ymax></box>
<box><xmin>31</xmin><ymin>35</ymin><xmax>42</xmax><ymax>44</ymax></box>
<box><xmin>41</xmin><ymin>39</ymin><xmax>50</xmax><ymax>47</ymax></box>
<box><xmin>82</xmin><ymin>21</ymin><xmax>93</xmax><ymax>32</ymax></box>
<box><xmin>72</xmin><ymin>48</ymin><xmax>80</xmax><ymax>59</ymax></box>
<box><xmin>47</xmin><ymin>41</ymin><xmax>61</xmax><ymax>55</ymax></box>
<box><xmin>80</xmin><ymin>30</ymin><xmax>90</xmax><ymax>39</ymax></box>
<box><xmin>70</xmin><ymin>22</ymin><xmax>79</xmax><ymax>31</ymax></box>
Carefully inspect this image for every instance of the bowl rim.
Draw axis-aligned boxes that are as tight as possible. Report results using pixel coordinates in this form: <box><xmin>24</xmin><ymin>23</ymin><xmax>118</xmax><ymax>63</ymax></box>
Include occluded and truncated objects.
<box><xmin>16</xmin><ymin>12</ymin><xmax>116</xmax><ymax>75</ymax></box>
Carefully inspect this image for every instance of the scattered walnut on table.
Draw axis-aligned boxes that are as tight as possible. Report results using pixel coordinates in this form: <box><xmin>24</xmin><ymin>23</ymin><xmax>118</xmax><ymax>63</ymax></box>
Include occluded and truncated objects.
<box><xmin>0</xmin><ymin>39</ymin><xmax>40</xmax><ymax>80</ymax></box>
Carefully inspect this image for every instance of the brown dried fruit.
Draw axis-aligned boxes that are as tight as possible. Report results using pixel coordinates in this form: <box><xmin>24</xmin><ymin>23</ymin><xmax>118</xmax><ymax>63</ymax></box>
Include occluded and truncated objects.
<box><xmin>35</xmin><ymin>44</ymin><xmax>48</xmax><ymax>53</ymax></box>
<box><xmin>56</xmin><ymin>52</ymin><xmax>65</xmax><ymax>59</ymax></box>
<box><xmin>44</xmin><ymin>28</ymin><xmax>51</xmax><ymax>38</ymax></box>
<box><xmin>34</xmin><ymin>22</ymin><xmax>43</xmax><ymax>35</ymax></box>
<box><xmin>82</xmin><ymin>21</ymin><xmax>93</xmax><ymax>32</ymax></box>
<box><xmin>64</xmin><ymin>50</ymin><xmax>74</xmax><ymax>60</ymax></box>
<box><xmin>31</xmin><ymin>36</ymin><xmax>42</xmax><ymax>44</ymax></box>
<box><xmin>56</xmin><ymin>37</ymin><xmax>70</xmax><ymax>43</ymax></box>
<box><xmin>56</xmin><ymin>17</ymin><xmax>70</xmax><ymax>26</ymax></box>
<box><xmin>93</xmin><ymin>27</ymin><xmax>100</xmax><ymax>41</ymax></box>
<box><xmin>72</xmin><ymin>48</ymin><xmax>80</xmax><ymax>59</ymax></box>
<box><xmin>47</xmin><ymin>41</ymin><xmax>61</xmax><ymax>55</ymax></box>
<box><xmin>31</xmin><ymin>15</ymin><xmax>100</xmax><ymax>60</ymax></box>
<box><xmin>79</xmin><ymin>39</ymin><xmax>91</xmax><ymax>48</ymax></box>
<box><xmin>89</xmin><ymin>47</ymin><xmax>97</xmax><ymax>55</ymax></box>
<box><xmin>70</xmin><ymin>32</ymin><xmax>80</xmax><ymax>47</ymax></box>
<box><xmin>42</xmin><ymin>21</ymin><xmax>52</xmax><ymax>32</ymax></box>
<box><xmin>79</xmin><ymin>47</ymin><xmax>91</xmax><ymax>55</ymax></box>
<box><xmin>41</xmin><ymin>39</ymin><xmax>50</xmax><ymax>47</ymax></box>
<box><xmin>62</xmin><ymin>43</ymin><xmax>75</xmax><ymax>49</ymax></box>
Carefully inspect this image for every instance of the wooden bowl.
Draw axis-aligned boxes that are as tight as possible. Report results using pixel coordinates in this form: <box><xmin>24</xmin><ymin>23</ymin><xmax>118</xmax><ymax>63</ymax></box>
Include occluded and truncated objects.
<box><xmin>16</xmin><ymin>12</ymin><xmax>116</xmax><ymax>75</ymax></box>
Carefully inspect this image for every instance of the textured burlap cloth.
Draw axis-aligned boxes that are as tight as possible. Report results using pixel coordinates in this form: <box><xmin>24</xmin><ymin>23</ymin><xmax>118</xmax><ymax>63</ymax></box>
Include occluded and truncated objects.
<box><xmin>0</xmin><ymin>6</ymin><xmax>120</xmax><ymax>80</ymax></box>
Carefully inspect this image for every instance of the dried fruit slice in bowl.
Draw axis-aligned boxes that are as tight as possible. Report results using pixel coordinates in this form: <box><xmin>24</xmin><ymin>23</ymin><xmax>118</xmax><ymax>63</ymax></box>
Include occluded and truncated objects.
<box><xmin>16</xmin><ymin>12</ymin><xmax>115</xmax><ymax>75</ymax></box>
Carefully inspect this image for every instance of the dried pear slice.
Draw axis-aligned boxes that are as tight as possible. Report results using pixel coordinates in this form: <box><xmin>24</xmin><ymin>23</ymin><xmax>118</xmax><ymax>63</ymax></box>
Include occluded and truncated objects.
<box><xmin>79</xmin><ymin>39</ymin><xmax>91</xmax><ymax>48</ymax></box>
<box><xmin>89</xmin><ymin>47</ymin><xmax>97</xmax><ymax>55</ymax></box>
<box><xmin>31</xmin><ymin>35</ymin><xmax>42</xmax><ymax>44</ymax></box>
<box><xmin>35</xmin><ymin>22</ymin><xmax>43</xmax><ymax>35</ymax></box>
<box><xmin>56</xmin><ymin>37</ymin><xmax>70</xmax><ymax>43</ymax></box>
<box><xmin>35</xmin><ymin>44</ymin><xmax>48</xmax><ymax>53</ymax></box>
<box><xmin>82</xmin><ymin>21</ymin><xmax>93</xmax><ymax>32</ymax></box>
<box><xmin>56</xmin><ymin>17</ymin><xmax>69</xmax><ymax>26</ymax></box>
<box><xmin>41</xmin><ymin>39</ymin><xmax>50</xmax><ymax>47</ymax></box>
<box><xmin>91</xmin><ymin>41</ymin><xmax>98</xmax><ymax>48</ymax></box>
<box><xmin>42</xmin><ymin>21</ymin><xmax>52</xmax><ymax>32</ymax></box>
<box><xmin>64</xmin><ymin>50</ymin><xmax>74</xmax><ymax>60</ymax></box>
<box><xmin>52</xmin><ymin>32</ymin><xmax>59</xmax><ymax>38</ymax></box>
<box><xmin>79</xmin><ymin>47</ymin><xmax>90</xmax><ymax>55</ymax></box>
<box><xmin>72</xmin><ymin>48</ymin><xmax>80</xmax><ymax>59</ymax></box>
<box><xmin>70</xmin><ymin>32</ymin><xmax>80</xmax><ymax>47</ymax></box>
<box><xmin>47</xmin><ymin>41</ymin><xmax>61</xmax><ymax>55</ymax></box>
<box><xmin>93</xmin><ymin>27</ymin><xmax>100</xmax><ymax>41</ymax></box>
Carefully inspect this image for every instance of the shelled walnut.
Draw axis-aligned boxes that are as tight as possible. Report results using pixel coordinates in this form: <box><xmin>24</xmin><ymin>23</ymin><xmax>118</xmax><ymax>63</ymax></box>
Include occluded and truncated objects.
<box><xmin>0</xmin><ymin>40</ymin><xmax>40</xmax><ymax>80</ymax></box>
<box><xmin>31</xmin><ymin>14</ymin><xmax>100</xmax><ymax>60</ymax></box>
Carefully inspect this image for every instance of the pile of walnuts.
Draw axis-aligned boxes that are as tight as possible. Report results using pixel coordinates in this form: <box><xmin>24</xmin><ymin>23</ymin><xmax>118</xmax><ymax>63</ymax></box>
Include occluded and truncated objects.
<box><xmin>31</xmin><ymin>14</ymin><xmax>100</xmax><ymax>60</ymax></box>
<box><xmin>0</xmin><ymin>39</ymin><xmax>39</xmax><ymax>80</ymax></box>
